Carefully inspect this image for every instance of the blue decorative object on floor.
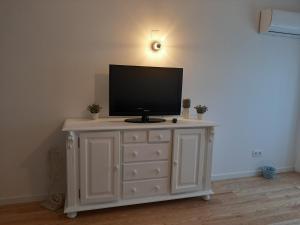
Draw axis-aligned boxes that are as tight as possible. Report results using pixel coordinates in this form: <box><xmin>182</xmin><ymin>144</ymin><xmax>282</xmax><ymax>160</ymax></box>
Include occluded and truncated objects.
<box><xmin>262</xmin><ymin>166</ymin><xmax>276</xmax><ymax>179</ymax></box>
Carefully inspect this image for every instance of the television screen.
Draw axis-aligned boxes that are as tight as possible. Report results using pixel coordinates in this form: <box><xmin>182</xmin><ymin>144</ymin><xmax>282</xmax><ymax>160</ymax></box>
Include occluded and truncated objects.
<box><xmin>109</xmin><ymin>64</ymin><xmax>183</xmax><ymax>117</ymax></box>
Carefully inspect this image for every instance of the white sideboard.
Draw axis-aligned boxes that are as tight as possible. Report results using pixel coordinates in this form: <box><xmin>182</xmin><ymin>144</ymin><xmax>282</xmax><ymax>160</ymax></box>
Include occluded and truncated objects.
<box><xmin>62</xmin><ymin>118</ymin><xmax>217</xmax><ymax>218</ymax></box>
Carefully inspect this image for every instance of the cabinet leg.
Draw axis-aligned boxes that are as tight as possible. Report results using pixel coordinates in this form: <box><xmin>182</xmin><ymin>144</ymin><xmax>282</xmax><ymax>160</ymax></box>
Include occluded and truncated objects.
<box><xmin>67</xmin><ymin>212</ymin><xmax>77</xmax><ymax>219</ymax></box>
<box><xmin>202</xmin><ymin>194</ymin><xmax>211</xmax><ymax>201</ymax></box>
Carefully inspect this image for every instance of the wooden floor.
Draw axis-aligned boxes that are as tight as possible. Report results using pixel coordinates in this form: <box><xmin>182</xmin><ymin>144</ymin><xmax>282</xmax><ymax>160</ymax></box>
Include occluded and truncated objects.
<box><xmin>1</xmin><ymin>172</ymin><xmax>300</xmax><ymax>225</ymax></box>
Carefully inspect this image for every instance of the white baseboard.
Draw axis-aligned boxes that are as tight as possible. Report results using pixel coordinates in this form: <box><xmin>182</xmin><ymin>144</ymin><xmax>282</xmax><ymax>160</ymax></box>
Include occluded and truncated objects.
<box><xmin>0</xmin><ymin>194</ymin><xmax>48</xmax><ymax>206</ymax></box>
<box><xmin>212</xmin><ymin>166</ymin><xmax>295</xmax><ymax>181</ymax></box>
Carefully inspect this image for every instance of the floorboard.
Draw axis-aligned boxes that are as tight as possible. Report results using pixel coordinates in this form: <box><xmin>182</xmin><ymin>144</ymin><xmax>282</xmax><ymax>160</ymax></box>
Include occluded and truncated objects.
<box><xmin>1</xmin><ymin>172</ymin><xmax>300</xmax><ymax>225</ymax></box>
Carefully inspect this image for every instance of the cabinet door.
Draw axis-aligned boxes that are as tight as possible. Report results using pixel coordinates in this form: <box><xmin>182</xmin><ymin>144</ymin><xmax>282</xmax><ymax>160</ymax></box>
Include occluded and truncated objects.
<box><xmin>171</xmin><ymin>129</ymin><xmax>206</xmax><ymax>193</ymax></box>
<box><xmin>79</xmin><ymin>131</ymin><xmax>120</xmax><ymax>204</ymax></box>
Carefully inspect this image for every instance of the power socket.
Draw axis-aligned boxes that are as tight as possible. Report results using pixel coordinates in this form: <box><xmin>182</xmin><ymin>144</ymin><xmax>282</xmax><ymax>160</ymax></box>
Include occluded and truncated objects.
<box><xmin>252</xmin><ymin>150</ymin><xmax>263</xmax><ymax>158</ymax></box>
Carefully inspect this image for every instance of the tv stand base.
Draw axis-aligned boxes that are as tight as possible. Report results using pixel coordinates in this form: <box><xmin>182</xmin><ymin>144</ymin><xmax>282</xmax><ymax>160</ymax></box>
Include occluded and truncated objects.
<box><xmin>125</xmin><ymin>117</ymin><xmax>166</xmax><ymax>123</ymax></box>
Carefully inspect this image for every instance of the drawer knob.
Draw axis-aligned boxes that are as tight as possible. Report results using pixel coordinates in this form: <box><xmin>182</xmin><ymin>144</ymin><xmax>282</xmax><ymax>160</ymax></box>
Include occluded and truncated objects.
<box><xmin>132</xmin><ymin>151</ymin><xmax>138</xmax><ymax>157</ymax></box>
<box><xmin>156</xmin><ymin>150</ymin><xmax>161</xmax><ymax>156</ymax></box>
<box><xmin>131</xmin><ymin>187</ymin><xmax>137</xmax><ymax>193</ymax></box>
<box><xmin>132</xmin><ymin>169</ymin><xmax>138</xmax><ymax>176</ymax></box>
<box><xmin>173</xmin><ymin>161</ymin><xmax>178</xmax><ymax>166</ymax></box>
<box><xmin>155</xmin><ymin>168</ymin><xmax>161</xmax><ymax>174</ymax></box>
<box><xmin>154</xmin><ymin>185</ymin><xmax>161</xmax><ymax>191</ymax></box>
<box><xmin>132</xmin><ymin>135</ymin><xmax>138</xmax><ymax>141</ymax></box>
<box><xmin>158</xmin><ymin>134</ymin><xmax>163</xmax><ymax>139</ymax></box>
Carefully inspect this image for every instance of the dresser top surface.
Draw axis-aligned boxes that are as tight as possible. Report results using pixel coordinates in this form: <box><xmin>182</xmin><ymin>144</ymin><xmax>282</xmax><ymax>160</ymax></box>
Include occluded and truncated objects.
<box><xmin>62</xmin><ymin>117</ymin><xmax>217</xmax><ymax>132</ymax></box>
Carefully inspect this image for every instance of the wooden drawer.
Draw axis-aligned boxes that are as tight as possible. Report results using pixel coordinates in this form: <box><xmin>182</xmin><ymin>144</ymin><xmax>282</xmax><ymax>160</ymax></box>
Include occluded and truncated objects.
<box><xmin>123</xmin><ymin>178</ymin><xmax>168</xmax><ymax>199</ymax></box>
<box><xmin>123</xmin><ymin>143</ymin><xmax>170</xmax><ymax>162</ymax></box>
<box><xmin>123</xmin><ymin>130</ymin><xmax>147</xmax><ymax>143</ymax></box>
<box><xmin>148</xmin><ymin>130</ymin><xmax>171</xmax><ymax>143</ymax></box>
<box><xmin>123</xmin><ymin>161</ymin><xmax>169</xmax><ymax>181</ymax></box>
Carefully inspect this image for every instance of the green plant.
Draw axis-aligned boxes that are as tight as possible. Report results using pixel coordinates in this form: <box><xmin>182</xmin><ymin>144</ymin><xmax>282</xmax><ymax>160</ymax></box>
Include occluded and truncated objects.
<box><xmin>182</xmin><ymin>98</ymin><xmax>191</xmax><ymax>108</ymax></box>
<box><xmin>87</xmin><ymin>104</ymin><xmax>101</xmax><ymax>114</ymax></box>
<box><xmin>194</xmin><ymin>105</ymin><xmax>208</xmax><ymax>114</ymax></box>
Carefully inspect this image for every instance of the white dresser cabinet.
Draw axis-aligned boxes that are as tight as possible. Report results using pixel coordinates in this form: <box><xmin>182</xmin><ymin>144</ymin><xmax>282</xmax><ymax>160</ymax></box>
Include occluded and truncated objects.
<box><xmin>79</xmin><ymin>132</ymin><xmax>120</xmax><ymax>205</ymax></box>
<box><xmin>63</xmin><ymin>118</ymin><xmax>216</xmax><ymax>218</ymax></box>
<box><xmin>172</xmin><ymin>129</ymin><xmax>206</xmax><ymax>194</ymax></box>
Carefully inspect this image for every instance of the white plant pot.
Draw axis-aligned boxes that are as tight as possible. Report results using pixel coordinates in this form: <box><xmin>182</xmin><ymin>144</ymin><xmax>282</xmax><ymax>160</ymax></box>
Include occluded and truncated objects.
<box><xmin>197</xmin><ymin>113</ymin><xmax>204</xmax><ymax>120</ymax></box>
<box><xmin>182</xmin><ymin>108</ymin><xmax>190</xmax><ymax>119</ymax></box>
<box><xmin>91</xmin><ymin>113</ymin><xmax>99</xmax><ymax>120</ymax></box>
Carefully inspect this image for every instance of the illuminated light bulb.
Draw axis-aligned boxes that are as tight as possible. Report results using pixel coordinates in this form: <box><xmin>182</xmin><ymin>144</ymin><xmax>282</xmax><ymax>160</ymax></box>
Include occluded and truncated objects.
<box><xmin>151</xmin><ymin>41</ymin><xmax>162</xmax><ymax>51</ymax></box>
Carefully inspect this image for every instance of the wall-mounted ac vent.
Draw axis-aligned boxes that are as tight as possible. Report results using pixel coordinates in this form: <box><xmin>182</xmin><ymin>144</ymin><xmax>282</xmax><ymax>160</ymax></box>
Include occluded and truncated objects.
<box><xmin>259</xmin><ymin>9</ymin><xmax>300</xmax><ymax>39</ymax></box>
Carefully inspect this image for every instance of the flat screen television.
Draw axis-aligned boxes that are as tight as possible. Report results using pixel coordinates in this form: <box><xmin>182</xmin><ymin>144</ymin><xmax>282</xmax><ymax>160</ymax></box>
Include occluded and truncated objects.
<box><xmin>109</xmin><ymin>64</ymin><xmax>183</xmax><ymax>123</ymax></box>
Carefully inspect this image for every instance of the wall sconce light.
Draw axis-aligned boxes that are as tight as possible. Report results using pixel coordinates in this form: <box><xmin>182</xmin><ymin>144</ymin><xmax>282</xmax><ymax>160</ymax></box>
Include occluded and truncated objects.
<box><xmin>151</xmin><ymin>41</ymin><xmax>161</xmax><ymax>51</ymax></box>
<box><xmin>150</xmin><ymin>30</ymin><xmax>162</xmax><ymax>52</ymax></box>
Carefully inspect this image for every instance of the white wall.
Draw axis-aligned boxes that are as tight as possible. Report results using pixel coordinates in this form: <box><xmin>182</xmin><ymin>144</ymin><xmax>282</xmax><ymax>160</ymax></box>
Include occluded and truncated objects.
<box><xmin>295</xmin><ymin>79</ymin><xmax>300</xmax><ymax>172</ymax></box>
<box><xmin>1</xmin><ymin>0</ymin><xmax>300</xmax><ymax>204</ymax></box>
<box><xmin>295</xmin><ymin>113</ymin><xmax>300</xmax><ymax>172</ymax></box>
<box><xmin>296</xmin><ymin>138</ymin><xmax>300</xmax><ymax>172</ymax></box>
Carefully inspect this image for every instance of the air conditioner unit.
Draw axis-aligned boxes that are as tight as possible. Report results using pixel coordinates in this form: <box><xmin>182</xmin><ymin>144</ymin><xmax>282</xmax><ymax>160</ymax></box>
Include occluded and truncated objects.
<box><xmin>259</xmin><ymin>9</ymin><xmax>300</xmax><ymax>38</ymax></box>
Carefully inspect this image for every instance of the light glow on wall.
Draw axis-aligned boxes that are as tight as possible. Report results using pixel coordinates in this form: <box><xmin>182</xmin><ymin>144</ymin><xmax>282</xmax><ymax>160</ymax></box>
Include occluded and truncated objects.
<box><xmin>144</xmin><ymin>30</ymin><xmax>167</xmax><ymax>61</ymax></box>
<box><xmin>135</xmin><ymin>25</ymin><xmax>179</xmax><ymax>66</ymax></box>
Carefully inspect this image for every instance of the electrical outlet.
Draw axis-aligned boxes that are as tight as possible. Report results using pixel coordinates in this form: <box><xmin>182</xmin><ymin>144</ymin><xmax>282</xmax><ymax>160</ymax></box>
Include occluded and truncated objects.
<box><xmin>252</xmin><ymin>150</ymin><xmax>263</xmax><ymax>158</ymax></box>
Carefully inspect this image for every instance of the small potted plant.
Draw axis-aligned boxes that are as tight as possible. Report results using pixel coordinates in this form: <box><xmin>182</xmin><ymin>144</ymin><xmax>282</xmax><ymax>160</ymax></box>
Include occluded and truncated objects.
<box><xmin>182</xmin><ymin>98</ymin><xmax>191</xmax><ymax>119</ymax></box>
<box><xmin>194</xmin><ymin>105</ymin><xmax>208</xmax><ymax>120</ymax></box>
<box><xmin>87</xmin><ymin>104</ymin><xmax>101</xmax><ymax>120</ymax></box>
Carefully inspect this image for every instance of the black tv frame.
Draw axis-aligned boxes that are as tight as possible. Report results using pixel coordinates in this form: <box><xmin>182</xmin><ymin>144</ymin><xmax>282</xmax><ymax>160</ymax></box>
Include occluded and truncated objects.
<box><xmin>109</xmin><ymin>64</ymin><xmax>183</xmax><ymax>123</ymax></box>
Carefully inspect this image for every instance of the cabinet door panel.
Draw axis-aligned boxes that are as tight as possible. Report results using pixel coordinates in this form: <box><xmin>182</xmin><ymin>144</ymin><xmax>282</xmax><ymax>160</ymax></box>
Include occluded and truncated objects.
<box><xmin>172</xmin><ymin>129</ymin><xmax>205</xmax><ymax>193</ymax></box>
<box><xmin>80</xmin><ymin>132</ymin><xmax>120</xmax><ymax>204</ymax></box>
